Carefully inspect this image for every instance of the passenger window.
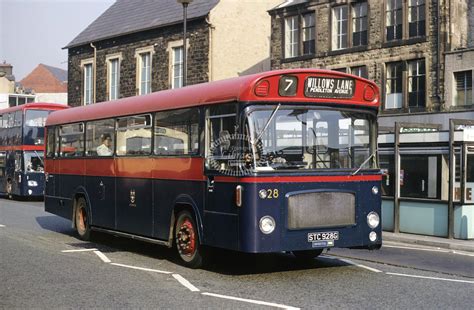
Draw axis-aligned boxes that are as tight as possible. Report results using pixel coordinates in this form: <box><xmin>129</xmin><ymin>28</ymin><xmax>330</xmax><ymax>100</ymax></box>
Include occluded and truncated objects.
<box><xmin>86</xmin><ymin>119</ymin><xmax>115</xmax><ymax>157</ymax></box>
<box><xmin>13</xmin><ymin>111</ymin><xmax>22</xmax><ymax>127</ymax></box>
<box><xmin>205</xmin><ymin>103</ymin><xmax>237</xmax><ymax>170</ymax></box>
<box><xmin>46</xmin><ymin>127</ymin><xmax>56</xmax><ymax>158</ymax></box>
<box><xmin>60</xmin><ymin>123</ymin><xmax>85</xmax><ymax>157</ymax></box>
<box><xmin>116</xmin><ymin>115</ymin><xmax>151</xmax><ymax>156</ymax></box>
<box><xmin>154</xmin><ymin>109</ymin><xmax>199</xmax><ymax>156</ymax></box>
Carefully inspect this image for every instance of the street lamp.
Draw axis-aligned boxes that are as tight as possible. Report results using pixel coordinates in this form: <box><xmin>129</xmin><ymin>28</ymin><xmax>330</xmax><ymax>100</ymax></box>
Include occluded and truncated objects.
<box><xmin>177</xmin><ymin>0</ymin><xmax>193</xmax><ymax>87</ymax></box>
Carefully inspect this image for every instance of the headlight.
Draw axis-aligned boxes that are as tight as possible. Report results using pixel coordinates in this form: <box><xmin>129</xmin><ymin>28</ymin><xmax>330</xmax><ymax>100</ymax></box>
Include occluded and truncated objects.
<box><xmin>259</xmin><ymin>216</ymin><xmax>275</xmax><ymax>234</ymax></box>
<box><xmin>369</xmin><ymin>231</ymin><xmax>377</xmax><ymax>242</ymax></box>
<box><xmin>367</xmin><ymin>212</ymin><xmax>380</xmax><ymax>229</ymax></box>
<box><xmin>372</xmin><ymin>186</ymin><xmax>379</xmax><ymax>195</ymax></box>
<box><xmin>258</xmin><ymin>189</ymin><xmax>268</xmax><ymax>199</ymax></box>
<box><xmin>28</xmin><ymin>180</ymin><xmax>38</xmax><ymax>187</ymax></box>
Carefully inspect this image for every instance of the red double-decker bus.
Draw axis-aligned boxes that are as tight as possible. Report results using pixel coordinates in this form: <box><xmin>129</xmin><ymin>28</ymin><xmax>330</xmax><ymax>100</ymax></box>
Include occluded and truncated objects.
<box><xmin>44</xmin><ymin>69</ymin><xmax>382</xmax><ymax>268</ymax></box>
<box><xmin>0</xmin><ymin>103</ymin><xmax>68</xmax><ymax>198</ymax></box>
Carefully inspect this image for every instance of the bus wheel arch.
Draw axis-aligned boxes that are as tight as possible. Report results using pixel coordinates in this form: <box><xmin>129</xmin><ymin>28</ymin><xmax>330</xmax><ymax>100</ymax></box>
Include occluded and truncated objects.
<box><xmin>172</xmin><ymin>205</ymin><xmax>206</xmax><ymax>268</ymax></box>
<box><xmin>73</xmin><ymin>194</ymin><xmax>92</xmax><ymax>241</ymax></box>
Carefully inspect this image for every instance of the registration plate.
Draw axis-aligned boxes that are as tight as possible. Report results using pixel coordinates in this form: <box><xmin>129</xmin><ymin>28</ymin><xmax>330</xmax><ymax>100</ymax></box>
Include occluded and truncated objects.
<box><xmin>308</xmin><ymin>231</ymin><xmax>339</xmax><ymax>242</ymax></box>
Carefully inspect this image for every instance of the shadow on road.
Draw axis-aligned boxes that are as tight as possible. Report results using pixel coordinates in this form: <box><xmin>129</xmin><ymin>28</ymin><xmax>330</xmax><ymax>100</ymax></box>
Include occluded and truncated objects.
<box><xmin>35</xmin><ymin>215</ymin><xmax>76</xmax><ymax>237</ymax></box>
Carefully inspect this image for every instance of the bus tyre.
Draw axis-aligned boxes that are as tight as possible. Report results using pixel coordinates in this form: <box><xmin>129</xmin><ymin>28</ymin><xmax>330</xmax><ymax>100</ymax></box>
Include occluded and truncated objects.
<box><xmin>292</xmin><ymin>249</ymin><xmax>324</xmax><ymax>261</ymax></box>
<box><xmin>175</xmin><ymin>210</ymin><xmax>205</xmax><ymax>269</ymax></box>
<box><xmin>75</xmin><ymin>197</ymin><xmax>91</xmax><ymax>241</ymax></box>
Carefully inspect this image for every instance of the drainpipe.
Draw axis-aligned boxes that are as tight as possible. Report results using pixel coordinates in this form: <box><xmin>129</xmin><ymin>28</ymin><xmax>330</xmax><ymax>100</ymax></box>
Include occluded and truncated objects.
<box><xmin>90</xmin><ymin>42</ymin><xmax>97</xmax><ymax>104</ymax></box>
<box><xmin>205</xmin><ymin>16</ymin><xmax>214</xmax><ymax>82</ymax></box>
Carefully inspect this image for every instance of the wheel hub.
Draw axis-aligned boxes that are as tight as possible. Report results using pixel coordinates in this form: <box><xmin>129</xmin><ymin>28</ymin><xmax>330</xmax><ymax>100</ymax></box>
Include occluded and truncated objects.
<box><xmin>177</xmin><ymin>219</ymin><xmax>195</xmax><ymax>256</ymax></box>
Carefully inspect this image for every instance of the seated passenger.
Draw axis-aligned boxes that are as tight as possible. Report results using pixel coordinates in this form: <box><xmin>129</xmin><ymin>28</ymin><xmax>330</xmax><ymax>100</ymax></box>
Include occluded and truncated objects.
<box><xmin>97</xmin><ymin>134</ymin><xmax>113</xmax><ymax>156</ymax></box>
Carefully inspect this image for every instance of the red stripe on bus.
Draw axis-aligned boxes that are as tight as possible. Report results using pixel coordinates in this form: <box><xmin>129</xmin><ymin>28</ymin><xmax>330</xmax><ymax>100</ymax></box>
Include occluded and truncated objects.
<box><xmin>214</xmin><ymin>175</ymin><xmax>382</xmax><ymax>183</ymax></box>
<box><xmin>0</xmin><ymin>145</ymin><xmax>44</xmax><ymax>151</ymax></box>
<box><xmin>47</xmin><ymin>157</ymin><xmax>206</xmax><ymax>181</ymax></box>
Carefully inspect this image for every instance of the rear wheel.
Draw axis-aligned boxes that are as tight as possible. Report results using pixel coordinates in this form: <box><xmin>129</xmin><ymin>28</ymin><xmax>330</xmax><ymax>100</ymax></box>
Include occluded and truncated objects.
<box><xmin>75</xmin><ymin>197</ymin><xmax>91</xmax><ymax>241</ymax></box>
<box><xmin>292</xmin><ymin>249</ymin><xmax>324</xmax><ymax>261</ymax></box>
<box><xmin>175</xmin><ymin>210</ymin><xmax>205</xmax><ymax>268</ymax></box>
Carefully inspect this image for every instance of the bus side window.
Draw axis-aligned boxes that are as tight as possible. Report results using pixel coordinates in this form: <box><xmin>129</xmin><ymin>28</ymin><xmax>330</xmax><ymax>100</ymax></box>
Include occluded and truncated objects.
<box><xmin>86</xmin><ymin>119</ymin><xmax>115</xmax><ymax>157</ymax></box>
<box><xmin>46</xmin><ymin>127</ymin><xmax>56</xmax><ymax>158</ymax></box>
<box><xmin>205</xmin><ymin>103</ymin><xmax>237</xmax><ymax>170</ymax></box>
<box><xmin>0</xmin><ymin>152</ymin><xmax>5</xmax><ymax>177</ymax></box>
<box><xmin>154</xmin><ymin>108</ymin><xmax>199</xmax><ymax>156</ymax></box>
<box><xmin>59</xmin><ymin>123</ymin><xmax>85</xmax><ymax>157</ymax></box>
<box><xmin>116</xmin><ymin>115</ymin><xmax>151</xmax><ymax>156</ymax></box>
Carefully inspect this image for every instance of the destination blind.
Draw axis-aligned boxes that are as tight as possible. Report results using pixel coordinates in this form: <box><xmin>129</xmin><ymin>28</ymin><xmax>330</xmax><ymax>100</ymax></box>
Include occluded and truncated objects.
<box><xmin>304</xmin><ymin>76</ymin><xmax>355</xmax><ymax>99</ymax></box>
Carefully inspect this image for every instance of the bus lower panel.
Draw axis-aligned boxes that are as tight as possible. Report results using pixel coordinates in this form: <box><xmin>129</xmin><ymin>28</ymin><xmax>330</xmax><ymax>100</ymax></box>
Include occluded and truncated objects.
<box><xmin>44</xmin><ymin>196</ymin><xmax>73</xmax><ymax>221</ymax></box>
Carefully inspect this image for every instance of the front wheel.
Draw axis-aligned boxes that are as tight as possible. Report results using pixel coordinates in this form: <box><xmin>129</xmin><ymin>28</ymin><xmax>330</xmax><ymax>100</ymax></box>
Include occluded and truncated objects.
<box><xmin>292</xmin><ymin>249</ymin><xmax>324</xmax><ymax>261</ymax></box>
<box><xmin>175</xmin><ymin>210</ymin><xmax>205</xmax><ymax>268</ymax></box>
<box><xmin>75</xmin><ymin>197</ymin><xmax>92</xmax><ymax>241</ymax></box>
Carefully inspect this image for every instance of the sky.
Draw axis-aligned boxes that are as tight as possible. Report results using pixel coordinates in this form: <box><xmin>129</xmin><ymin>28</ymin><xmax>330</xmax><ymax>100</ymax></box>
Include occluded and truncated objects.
<box><xmin>0</xmin><ymin>0</ymin><xmax>115</xmax><ymax>80</ymax></box>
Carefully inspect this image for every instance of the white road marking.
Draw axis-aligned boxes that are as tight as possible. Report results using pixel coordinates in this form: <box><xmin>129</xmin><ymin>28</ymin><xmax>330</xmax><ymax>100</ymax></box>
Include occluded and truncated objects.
<box><xmin>337</xmin><ymin>258</ymin><xmax>382</xmax><ymax>273</ymax></box>
<box><xmin>384</xmin><ymin>244</ymin><xmax>474</xmax><ymax>257</ymax></box>
<box><xmin>93</xmin><ymin>250</ymin><xmax>111</xmax><ymax>263</ymax></box>
<box><xmin>387</xmin><ymin>272</ymin><xmax>474</xmax><ymax>284</ymax></box>
<box><xmin>61</xmin><ymin>248</ymin><xmax>98</xmax><ymax>253</ymax></box>
<box><xmin>0</xmin><ymin>224</ymin><xmax>5</xmax><ymax>227</ymax></box>
<box><xmin>110</xmin><ymin>263</ymin><xmax>171</xmax><ymax>274</ymax></box>
<box><xmin>172</xmin><ymin>274</ymin><xmax>200</xmax><ymax>292</ymax></box>
<box><xmin>202</xmin><ymin>292</ymin><xmax>300</xmax><ymax>310</ymax></box>
<box><xmin>321</xmin><ymin>255</ymin><xmax>382</xmax><ymax>273</ymax></box>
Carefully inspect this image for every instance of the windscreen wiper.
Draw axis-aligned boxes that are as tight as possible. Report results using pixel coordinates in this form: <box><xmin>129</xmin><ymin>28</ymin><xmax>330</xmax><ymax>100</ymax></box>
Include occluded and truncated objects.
<box><xmin>252</xmin><ymin>103</ymin><xmax>281</xmax><ymax>145</ymax></box>
<box><xmin>351</xmin><ymin>149</ymin><xmax>378</xmax><ymax>176</ymax></box>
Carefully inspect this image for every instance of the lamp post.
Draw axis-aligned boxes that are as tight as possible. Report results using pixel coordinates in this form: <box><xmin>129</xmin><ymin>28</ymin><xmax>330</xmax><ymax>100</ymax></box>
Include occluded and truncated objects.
<box><xmin>177</xmin><ymin>0</ymin><xmax>193</xmax><ymax>87</ymax></box>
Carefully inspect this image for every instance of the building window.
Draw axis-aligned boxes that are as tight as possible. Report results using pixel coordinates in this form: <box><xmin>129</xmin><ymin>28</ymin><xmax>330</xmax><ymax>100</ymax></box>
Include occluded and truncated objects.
<box><xmin>135</xmin><ymin>46</ymin><xmax>154</xmax><ymax>96</ymax></box>
<box><xmin>385</xmin><ymin>61</ymin><xmax>403</xmax><ymax>109</ymax></box>
<box><xmin>285</xmin><ymin>16</ymin><xmax>299</xmax><ymax>58</ymax></box>
<box><xmin>84</xmin><ymin>63</ymin><xmax>93</xmax><ymax>105</ymax></box>
<box><xmin>454</xmin><ymin>71</ymin><xmax>473</xmax><ymax>106</ymax></box>
<box><xmin>386</xmin><ymin>0</ymin><xmax>403</xmax><ymax>41</ymax></box>
<box><xmin>352</xmin><ymin>2</ymin><xmax>368</xmax><ymax>47</ymax></box>
<box><xmin>400</xmin><ymin>155</ymin><xmax>441</xmax><ymax>199</ymax></box>
<box><xmin>407</xmin><ymin>59</ymin><xmax>425</xmax><ymax>108</ymax></box>
<box><xmin>139</xmin><ymin>53</ymin><xmax>151</xmax><ymax>95</ymax></box>
<box><xmin>333</xmin><ymin>6</ymin><xmax>348</xmax><ymax>50</ymax></box>
<box><xmin>108</xmin><ymin>58</ymin><xmax>120</xmax><ymax>100</ymax></box>
<box><xmin>351</xmin><ymin>66</ymin><xmax>368</xmax><ymax>79</ymax></box>
<box><xmin>284</xmin><ymin>13</ymin><xmax>315</xmax><ymax>58</ymax></box>
<box><xmin>302</xmin><ymin>14</ymin><xmax>315</xmax><ymax>55</ymax></box>
<box><xmin>408</xmin><ymin>0</ymin><xmax>425</xmax><ymax>38</ymax></box>
<box><xmin>172</xmin><ymin>46</ymin><xmax>183</xmax><ymax>89</ymax></box>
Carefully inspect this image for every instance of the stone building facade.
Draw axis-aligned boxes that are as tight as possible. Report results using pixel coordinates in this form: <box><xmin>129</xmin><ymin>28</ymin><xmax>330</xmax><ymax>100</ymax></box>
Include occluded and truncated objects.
<box><xmin>66</xmin><ymin>0</ymin><xmax>279</xmax><ymax>107</ymax></box>
<box><xmin>269</xmin><ymin>0</ymin><xmax>474</xmax><ymax>129</ymax></box>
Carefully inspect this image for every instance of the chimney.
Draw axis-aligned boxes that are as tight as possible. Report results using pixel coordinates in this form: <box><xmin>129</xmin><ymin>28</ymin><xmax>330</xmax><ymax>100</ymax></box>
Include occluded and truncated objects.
<box><xmin>0</xmin><ymin>61</ymin><xmax>13</xmax><ymax>76</ymax></box>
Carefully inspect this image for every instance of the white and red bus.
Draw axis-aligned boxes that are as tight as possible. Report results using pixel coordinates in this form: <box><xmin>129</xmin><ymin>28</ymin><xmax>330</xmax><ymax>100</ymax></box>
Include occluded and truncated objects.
<box><xmin>44</xmin><ymin>69</ymin><xmax>382</xmax><ymax>268</ymax></box>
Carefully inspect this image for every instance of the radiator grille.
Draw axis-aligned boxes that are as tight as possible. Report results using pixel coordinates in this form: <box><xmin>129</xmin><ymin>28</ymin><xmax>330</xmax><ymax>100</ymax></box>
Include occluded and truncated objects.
<box><xmin>287</xmin><ymin>192</ymin><xmax>355</xmax><ymax>229</ymax></box>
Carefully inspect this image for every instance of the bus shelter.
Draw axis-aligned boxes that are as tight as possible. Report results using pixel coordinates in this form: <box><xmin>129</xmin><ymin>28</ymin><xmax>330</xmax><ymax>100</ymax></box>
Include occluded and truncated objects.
<box><xmin>378</xmin><ymin>120</ymin><xmax>474</xmax><ymax>240</ymax></box>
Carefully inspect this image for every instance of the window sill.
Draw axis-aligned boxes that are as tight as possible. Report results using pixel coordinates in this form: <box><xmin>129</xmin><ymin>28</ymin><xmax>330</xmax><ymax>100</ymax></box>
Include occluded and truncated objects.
<box><xmin>382</xmin><ymin>37</ymin><xmax>427</xmax><ymax>48</ymax></box>
<box><xmin>281</xmin><ymin>54</ymin><xmax>316</xmax><ymax>63</ymax></box>
<box><xmin>327</xmin><ymin>45</ymin><xmax>368</xmax><ymax>56</ymax></box>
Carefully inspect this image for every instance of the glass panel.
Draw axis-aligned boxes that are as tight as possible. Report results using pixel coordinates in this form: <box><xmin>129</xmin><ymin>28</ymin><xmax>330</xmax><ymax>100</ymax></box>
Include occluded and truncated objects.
<box><xmin>172</xmin><ymin>47</ymin><xmax>183</xmax><ymax>89</ymax></box>
<box><xmin>246</xmin><ymin>106</ymin><xmax>375</xmax><ymax>171</ymax></box>
<box><xmin>400</xmin><ymin>155</ymin><xmax>440</xmax><ymax>199</ymax></box>
<box><xmin>109</xmin><ymin>58</ymin><xmax>119</xmax><ymax>100</ymax></box>
<box><xmin>86</xmin><ymin>119</ymin><xmax>115</xmax><ymax>156</ymax></box>
<box><xmin>155</xmin><ymin>108</ymin><xmax>199</xmax><ymax>155</ymax></box>
<box><xmin>60</xmin><ymin>123</ymin><xmax>84</xmax><ymax>157</ymax></box>
<box><xmin>25</xmin><ymin>109</ymin><xmax>51</xmax><ymax>145</ymax></box>
<box><xmin>285</xmin><ymin>16</ymin><xmax>299</xmax><ymax>58</ymax></box>
<box><xmin>116</xmin><ymin>115</ymin><xmax>151</xmax><ymax>156</ymax></box>
<box><xmin>24</xmin><ymin>151</ymin><xmax>44</xmax><ymax>173</ymax></box>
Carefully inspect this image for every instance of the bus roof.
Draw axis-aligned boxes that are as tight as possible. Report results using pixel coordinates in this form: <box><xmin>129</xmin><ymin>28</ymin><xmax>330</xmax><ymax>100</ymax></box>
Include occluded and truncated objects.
<box><xmin>0</xmin><ymin>102</ymin><xmax>68</xmax><ymax>115</ymax></box>
<box><xmin>46</xmin><ymin>69</ymin><xmax>380</xmax><ymax>126</ymax></box>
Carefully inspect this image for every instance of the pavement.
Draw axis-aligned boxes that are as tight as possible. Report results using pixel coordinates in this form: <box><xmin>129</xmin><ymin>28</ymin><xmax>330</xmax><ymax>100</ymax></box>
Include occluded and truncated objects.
<box><xmin>383</xmin><ymin>231</ymin><xmax>474</xmax><ymax>253</ymax></box>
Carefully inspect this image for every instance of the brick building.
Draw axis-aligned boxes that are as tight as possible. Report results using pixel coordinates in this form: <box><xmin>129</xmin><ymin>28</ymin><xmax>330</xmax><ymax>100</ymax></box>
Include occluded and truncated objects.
<box><xmin>269</xmin><ymin>0</ymin><xmax>474</xmax><ymax>130</ymax></box>
<box><xmin>20</xmin><ymin>64</ymin><xmax>68</xmax><ymax>104</ymax></box>
<box><xmin>66</xmin><ymin>0</ymin><xmax>279</xmax><ymax>107</ymax></box>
